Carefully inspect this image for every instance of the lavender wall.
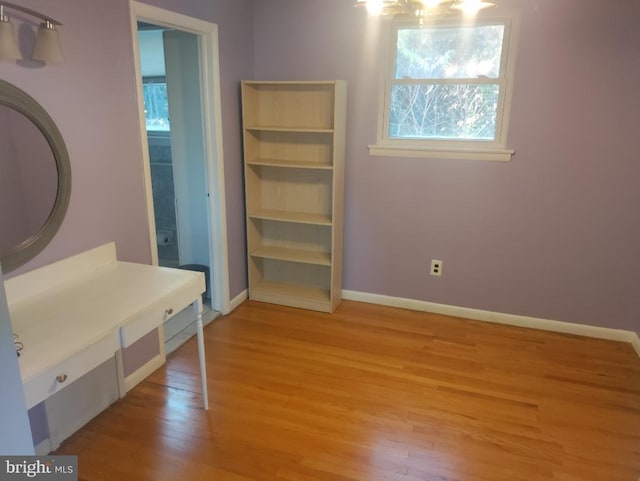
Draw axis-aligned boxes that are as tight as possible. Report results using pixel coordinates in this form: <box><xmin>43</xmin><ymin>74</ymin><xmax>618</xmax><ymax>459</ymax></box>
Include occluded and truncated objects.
<box><xmin>0</xmin><ymin>106</ymin><xmax>57</xmax><ymax>255</ymax></box>
<box><xmin>11</xmin><ymin>108</ymin><xmax>58</xmax><ymax>235</ymax></box>
<box><xmin>0</xmin><ymin>107</ymin><xmax>31</xmax><ymax>253</ymax></box>
<box><xmin>1</xmin><ymin>0</ymin><xmax>152</xmax><ymax>276</ymax></box>
<box><xmin>0</xmin><ymin>0</ymin><xmax>252</xmax><ymax>301</ymax></box>
<box><xmin>2</xmin><ymin>0</ymin><xmax>637</xmax><ymax>336</ymax></box>
<box><xmin>253</xmin><ymin>0</ymin><xmax>640</xmax><ymax>333</ymax></box>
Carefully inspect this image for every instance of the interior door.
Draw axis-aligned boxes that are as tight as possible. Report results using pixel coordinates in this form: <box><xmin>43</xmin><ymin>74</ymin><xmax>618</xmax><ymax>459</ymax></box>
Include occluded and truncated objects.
<box><xmin>163</xmin><ymin>30</ymin><xmax>210</xmax><ymax>272</ymax></box>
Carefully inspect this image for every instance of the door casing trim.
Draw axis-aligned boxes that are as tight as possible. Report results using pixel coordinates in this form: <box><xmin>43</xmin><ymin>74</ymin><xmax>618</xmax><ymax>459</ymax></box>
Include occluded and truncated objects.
<box><xmin>129</xmin><ymin>0</ymin><xmax>231</xmax><ymax>314</ymax></box>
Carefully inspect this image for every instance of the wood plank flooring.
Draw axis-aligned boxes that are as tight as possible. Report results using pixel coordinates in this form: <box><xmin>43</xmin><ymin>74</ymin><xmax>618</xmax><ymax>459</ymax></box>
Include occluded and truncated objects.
<box><xmin>56</xmin><ymin>300</ymin><xmax>640</xmax><ymax>481</ymax></box>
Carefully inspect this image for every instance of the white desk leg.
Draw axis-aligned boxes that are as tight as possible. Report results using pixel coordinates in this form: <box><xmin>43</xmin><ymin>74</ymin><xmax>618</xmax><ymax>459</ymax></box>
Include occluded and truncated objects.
<box><xmin>114</xmin><ymin>350</ymin><xmax>126</xmax><ymax>398</ymax></box>
<box><xmin>193</xmin><ymin>298</ymin><xmax>209</xmax><ymax>410</ymax></box>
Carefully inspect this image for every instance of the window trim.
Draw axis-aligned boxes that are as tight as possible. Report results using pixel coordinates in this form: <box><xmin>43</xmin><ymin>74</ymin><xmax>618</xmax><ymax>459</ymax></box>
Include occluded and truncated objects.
<box><xmin>369</xmin><ymin>13</ymin><xmax>520</xmax><ymax>161</ymax></box>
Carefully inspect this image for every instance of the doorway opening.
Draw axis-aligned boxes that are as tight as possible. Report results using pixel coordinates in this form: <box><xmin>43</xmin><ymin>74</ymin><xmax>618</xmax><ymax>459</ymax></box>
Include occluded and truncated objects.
<box><xmin>131</xmin><ymin>3</ymin><xmax>230</xmax><ymax>355</ymax></box>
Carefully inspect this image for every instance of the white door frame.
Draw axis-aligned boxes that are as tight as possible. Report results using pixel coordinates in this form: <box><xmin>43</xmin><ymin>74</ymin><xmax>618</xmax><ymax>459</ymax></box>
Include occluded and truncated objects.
<box><xmin>129</xmin><ymin>1</ymin><xmax>231</xmax><ymax>314</ymax></box>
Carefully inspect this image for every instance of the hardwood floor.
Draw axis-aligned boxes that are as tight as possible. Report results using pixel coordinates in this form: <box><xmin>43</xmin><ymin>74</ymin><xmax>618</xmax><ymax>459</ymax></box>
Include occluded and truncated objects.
<box><xmin>56</xmin><ymin>300</ymin><xmax>640</xmax><ymax>481</ymax></box>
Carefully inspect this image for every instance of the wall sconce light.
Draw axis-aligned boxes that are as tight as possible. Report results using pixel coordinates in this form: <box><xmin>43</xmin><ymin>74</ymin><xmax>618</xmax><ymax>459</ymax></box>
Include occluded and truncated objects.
<box><xmin>0</xmin><ymin>2</ymin><xmax>63</xmax><ymax>64</ymax></box>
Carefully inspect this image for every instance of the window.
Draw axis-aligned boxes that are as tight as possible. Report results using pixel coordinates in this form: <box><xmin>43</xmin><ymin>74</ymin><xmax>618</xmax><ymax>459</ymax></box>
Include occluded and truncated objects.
<box><xmin>370</xmin><ymin>16</ymin><xmax>518</xmax><ymax>161</ymax></box>
<box><xmin>142</xmin><ymin>78</ymin><xmax>170</xmax><ymax>131</ymax></box>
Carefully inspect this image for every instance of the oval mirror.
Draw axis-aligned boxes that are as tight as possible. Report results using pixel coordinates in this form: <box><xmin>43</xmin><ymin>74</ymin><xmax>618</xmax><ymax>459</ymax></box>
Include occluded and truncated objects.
<box><xmin>0</xmin><ymin>79</ymin><xmax>71</xmax><ymax>273</ymax></box>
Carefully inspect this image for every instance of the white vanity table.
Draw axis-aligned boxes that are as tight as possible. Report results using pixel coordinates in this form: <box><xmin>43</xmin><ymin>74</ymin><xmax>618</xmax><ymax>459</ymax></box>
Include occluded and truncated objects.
<box><xmin>5</xmin><ymin>243</ymin><xmax>209</xmax><ymax>450</ymax></box>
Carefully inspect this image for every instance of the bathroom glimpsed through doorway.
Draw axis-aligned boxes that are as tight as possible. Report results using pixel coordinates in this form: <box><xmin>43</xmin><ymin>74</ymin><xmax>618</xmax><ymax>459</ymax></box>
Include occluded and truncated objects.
<box><xmin>137</xmin><ymin>22</ymin><xmax>219</xmax><ymax>354</ymax></box>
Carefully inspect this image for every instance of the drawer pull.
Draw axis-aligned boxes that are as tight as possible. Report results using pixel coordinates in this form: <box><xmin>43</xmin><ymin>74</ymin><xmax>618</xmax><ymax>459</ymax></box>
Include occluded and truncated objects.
<box><xmin>56</xmin><ymin>374</ymin><xmax>68</xmax><ymax>384</ymax></box>
<box><xmin>165</xmin><ymin>308</ymin><xmax>174</xmax><ymax>316</ymax></box>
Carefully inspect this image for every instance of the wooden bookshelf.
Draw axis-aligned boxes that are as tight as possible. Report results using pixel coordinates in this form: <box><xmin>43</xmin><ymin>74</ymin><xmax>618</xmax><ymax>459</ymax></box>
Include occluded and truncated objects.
<box><xmin>241</xmin><ymin>81</ymin><xmax>346</xmax><ymax>313</ymax></box>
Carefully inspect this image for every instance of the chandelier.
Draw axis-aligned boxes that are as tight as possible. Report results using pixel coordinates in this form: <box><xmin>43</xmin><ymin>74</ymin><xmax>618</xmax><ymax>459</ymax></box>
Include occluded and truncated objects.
<box><xmin>355</xmin><ymin>0</ymin><xmax>497</xmax><ymax>17</ymax></box>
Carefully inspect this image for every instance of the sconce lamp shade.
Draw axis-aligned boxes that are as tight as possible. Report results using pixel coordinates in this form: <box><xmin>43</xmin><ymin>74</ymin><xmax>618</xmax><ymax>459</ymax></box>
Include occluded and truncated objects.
<box><xmin>0</xmin><ymin>16</ymin><xmax>20</xmax><ymax>61</ymax></box>
<box><xmin>32</xmin><ymin>21</ymin><xmax>63</xmax><ymax>64</ymax></box>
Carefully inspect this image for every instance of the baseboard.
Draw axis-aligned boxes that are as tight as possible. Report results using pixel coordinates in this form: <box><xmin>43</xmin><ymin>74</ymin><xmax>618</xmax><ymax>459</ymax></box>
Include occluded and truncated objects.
<box><xmin>124</xmin><ymin>353</ymin><xmax>165</xmax><ymax>393</ymax></box>
<box><xmin>228</xmin><ymin>289</ymin><xmax>248</xmax><ymax>313</ymax></box>
<box><xmin>34</xmin><ymin>438</ymin><xmax>53</xmax><ymax>456</ymax></box>
<box><xmin>342</xmin><ymin>290</ymin><xmax>639</xmax><ymax>351</ymax></box>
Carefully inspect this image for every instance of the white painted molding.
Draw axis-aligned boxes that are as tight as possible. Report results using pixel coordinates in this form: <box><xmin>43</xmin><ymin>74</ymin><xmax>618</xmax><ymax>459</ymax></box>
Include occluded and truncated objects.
<box><xmin>368</xmin><ymin>144</ymin><xmax>514</xmax><ymax>162</ymax></box>
<box><xmin>124</xmin><ymin>353</ymin><xmax>165</xmax><ymax>394</ymax></box>
<box><xmin>373</xmin><ymin>13</ymin><xmax>521</xmax><ymax>163</ymax></box>
<box><xmin>129</xmin><ymin>1</ymin><xmax>231</xmax><ymax>316</ymax></box>
<box><xmin>228</xmin><ymin>289</ymin><xmax>248</xmax><ymax>314</ymax></box>
<box><xmin>342</xmin><ymin>290</ymin><xmax>639</xmax><ymax>351</ymax></box>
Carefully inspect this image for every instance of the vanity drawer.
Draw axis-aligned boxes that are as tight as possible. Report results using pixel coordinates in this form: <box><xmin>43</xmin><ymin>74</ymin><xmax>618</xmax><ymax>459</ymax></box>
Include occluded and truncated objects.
<box><xmin>23</xmin><ymin>334</ymin><xmax>117</xmax><ymax>409</ymax></box>
<box><xmin>119</xmin><ymin>287</ymin><xmax>199</xmax><ymax>348</ymax></box>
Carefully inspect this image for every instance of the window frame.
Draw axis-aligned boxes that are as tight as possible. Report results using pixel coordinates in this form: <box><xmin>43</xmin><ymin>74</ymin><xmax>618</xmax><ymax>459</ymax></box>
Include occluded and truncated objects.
<box><xmin>369</xmin><ymin>13</ymin><xmax>520</xmax><ymax>161</ymax></box>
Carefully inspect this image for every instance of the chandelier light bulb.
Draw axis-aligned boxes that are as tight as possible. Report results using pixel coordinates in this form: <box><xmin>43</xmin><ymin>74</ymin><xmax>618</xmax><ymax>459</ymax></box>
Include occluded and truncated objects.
<box><xmin>365</xmin><ymin>0</ymin><xmax>385</xmax><ymax>15</ymax></box>
<box><xmin>453</xmin><ymin>0</ymin><xmax>496</xmax><ymax>14</ymax></box>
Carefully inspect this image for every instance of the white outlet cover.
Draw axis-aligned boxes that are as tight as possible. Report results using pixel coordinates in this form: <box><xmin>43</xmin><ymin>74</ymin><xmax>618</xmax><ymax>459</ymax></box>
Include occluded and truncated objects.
<box><xmin>430</xmin><ymin>259</ymin><xmax>443</xmax><ymax>276</ymax></box>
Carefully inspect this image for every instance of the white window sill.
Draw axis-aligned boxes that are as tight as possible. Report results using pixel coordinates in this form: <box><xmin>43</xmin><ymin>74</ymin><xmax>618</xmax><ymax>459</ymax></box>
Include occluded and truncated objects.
<box><xmin>368</xmin><ymin>144</ymin><xmax>514</xmax><ymax>162</ymax></box>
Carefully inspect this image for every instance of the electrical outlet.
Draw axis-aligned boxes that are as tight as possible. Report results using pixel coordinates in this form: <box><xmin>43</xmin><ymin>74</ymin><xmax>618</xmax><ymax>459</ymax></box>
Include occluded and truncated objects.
<box><xmin>430</xmin><ymin>259</ymin><xmax>443</xmax><ymax>277</ymax></box>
